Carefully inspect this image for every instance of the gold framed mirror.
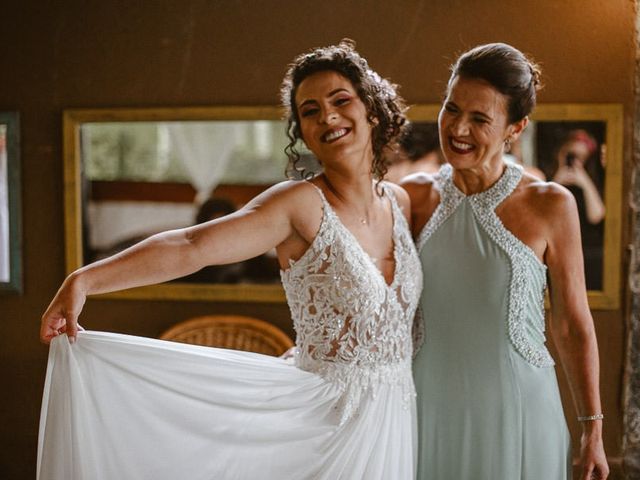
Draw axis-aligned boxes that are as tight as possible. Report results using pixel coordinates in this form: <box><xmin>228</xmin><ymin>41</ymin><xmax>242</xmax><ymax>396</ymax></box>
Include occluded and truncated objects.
<box><xmin>64</xmin><ymin>104</ymin><xmax>622</xmax><ymax>308</ymax></box>
<box><xmin>64</xmin><ymin>106</ymin><xmax>290</xmax><ymax>303</ymax></box>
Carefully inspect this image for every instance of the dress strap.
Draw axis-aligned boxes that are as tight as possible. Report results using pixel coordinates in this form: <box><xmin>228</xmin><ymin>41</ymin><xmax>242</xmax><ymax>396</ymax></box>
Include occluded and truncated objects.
<box><xmin>304</xmin><ymin>181</ymin><xmax>337</xmax><ymax>229</ymax></box>
<box><xmin>416</xmin><ymin>166</ymin><xmax>465</xmax><ymax>252</ymax></box>
<box><xmin>382</xmin><ymin>183</ymin><xmax>399</xmax><ymax>216</ymax></box>
<box><xmin>306</xmin><ymin>181</ymin><xmax>331</xmax><ymax>208</ymax></box>
<box><xmin>383</xmin><ymin>183</ymin><xmax>412</xmax><ymax>241</ymax></box>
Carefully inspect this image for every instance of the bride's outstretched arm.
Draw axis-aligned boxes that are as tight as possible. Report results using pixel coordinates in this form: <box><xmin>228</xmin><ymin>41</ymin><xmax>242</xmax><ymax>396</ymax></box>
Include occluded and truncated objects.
<box><xmin>40</xmin><ymin>181</ymin><xmax>299</xmax><ymax>344</ymax></box>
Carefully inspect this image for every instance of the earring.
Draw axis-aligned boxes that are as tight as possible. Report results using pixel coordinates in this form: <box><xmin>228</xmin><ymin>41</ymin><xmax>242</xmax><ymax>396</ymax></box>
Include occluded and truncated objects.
<box><xmin>504</xmin><ymin>136</ymin><xmax>513</xmax><ymax>152</ymax></box>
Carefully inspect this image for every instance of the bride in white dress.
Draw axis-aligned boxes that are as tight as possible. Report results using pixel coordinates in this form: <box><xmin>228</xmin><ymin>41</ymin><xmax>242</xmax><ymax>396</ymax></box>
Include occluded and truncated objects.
<box><xmin>38</xmin><ymin>39</ymin><xmax>422</xmax><ymax>480</ymax></box>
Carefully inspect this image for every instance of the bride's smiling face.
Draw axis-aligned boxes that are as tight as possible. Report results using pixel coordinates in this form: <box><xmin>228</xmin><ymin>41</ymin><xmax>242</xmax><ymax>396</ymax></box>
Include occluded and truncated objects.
<box><xmin>295</xmin><ymin>70</ymin><xmax>373</xmax><ymax>166</ymax></box>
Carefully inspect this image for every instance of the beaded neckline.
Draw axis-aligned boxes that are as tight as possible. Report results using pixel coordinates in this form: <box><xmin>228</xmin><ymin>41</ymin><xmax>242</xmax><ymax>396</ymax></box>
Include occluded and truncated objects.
<box><xmin>416</xmin><ymin>161</ymin><xmax>554</xmax><ymax>368</ymax></box>
<box><xmin>444</xmin><ymin>162</ymin><xmax>517</xmax><ymax>201</ymax></box>
<box><xmin>416</xmin><ymin>162</ymin><xmax>522</xmax><ymax>252</ymax></box>
<box><xmin>417</xmin><ymin>162</ymin><xmax>544</xmax><ymax>268</ymax></box>
<box><xmin>442</xmin><ymin>161</ymin><xmax>522</xmax><ymax>209</ymax></box>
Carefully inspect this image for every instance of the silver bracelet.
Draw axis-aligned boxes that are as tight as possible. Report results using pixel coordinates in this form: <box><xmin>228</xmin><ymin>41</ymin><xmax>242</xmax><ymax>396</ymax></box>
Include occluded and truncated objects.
<box><xmin>577</xmin><ymin>413</ymin><xmax>604</xmax><ymax>422</ymax></box>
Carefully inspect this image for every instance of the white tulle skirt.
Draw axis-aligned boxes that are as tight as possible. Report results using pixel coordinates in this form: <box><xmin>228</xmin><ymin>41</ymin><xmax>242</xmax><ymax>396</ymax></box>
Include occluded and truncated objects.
<box><xmin>37</xmin><ymin>331</ymin><xmax>416</xmax><ymax>480</ymax></box>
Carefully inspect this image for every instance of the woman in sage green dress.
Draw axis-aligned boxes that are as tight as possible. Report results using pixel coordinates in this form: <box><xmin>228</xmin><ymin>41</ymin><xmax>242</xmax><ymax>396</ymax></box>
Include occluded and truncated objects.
<box><xmin>402</xmin><ymin>43</ymin><xmax>609</xmax><ymax>480</ymax></box>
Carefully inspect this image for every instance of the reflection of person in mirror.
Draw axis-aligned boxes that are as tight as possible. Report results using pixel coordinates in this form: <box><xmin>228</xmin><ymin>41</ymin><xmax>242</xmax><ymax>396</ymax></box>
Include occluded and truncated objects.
<box><xmin>178</xmin><ymin>197</ymin><xmax>245</xmax><ymax>283</ymax></box>
<box><xmin>552</xmin><ymin>129</ymin><xmax>605</xmax><ymax>225</ymax></box>
<box><xmin>552</xmin><ymin>129</ymin><xmax>605</xmax><ymax>290</ymax></box>
<box><xmin>38</xmin><ymin>39</ymin><xmax>422</xmax><ymax>479</ymax></box>
<box><xmin>183</xmin><ymin>196</ymin><xmax>281</xmax><ymax>284</ymax></box>
<box><xmin>505</xmin><ymin>135</ymin><xmax>546</xmax><ymax>180</ymax></box>
<box><xmin>385</xmin><ymin>122</ymin><xmax>444</xmax><ymax>183</ymax></box>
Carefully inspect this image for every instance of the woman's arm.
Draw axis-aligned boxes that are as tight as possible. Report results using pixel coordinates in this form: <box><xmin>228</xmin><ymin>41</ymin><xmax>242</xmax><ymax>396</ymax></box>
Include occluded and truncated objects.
<box><xmin>544</xmin><ymin>186</ymin><xmax>609</xmax><ymax>480</ymax></box>
<box><xmin>40</xmin><ymin>181</ymin><xmax>301</xmax><ymax>344</ymax></box>
<box><xmin>576</xmin><ymin>170</ymin><xmax>606</xmax><ymax>225</ymax></box>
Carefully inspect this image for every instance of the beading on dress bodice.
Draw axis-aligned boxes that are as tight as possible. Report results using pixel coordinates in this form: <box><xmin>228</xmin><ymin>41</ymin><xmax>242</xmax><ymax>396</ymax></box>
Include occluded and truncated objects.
<box><xmin>415</xmin><ymin>161</ymin><xmax>555</xmax><ymax>368</ymax></box>
<box><xmin>281</xmin><ymin>182</ymin><xmax>422</xmax><ymax>422</ymax></box>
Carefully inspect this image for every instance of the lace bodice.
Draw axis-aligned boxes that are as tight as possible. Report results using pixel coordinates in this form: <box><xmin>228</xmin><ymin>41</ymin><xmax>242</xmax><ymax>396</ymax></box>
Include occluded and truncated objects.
<box><xmin>281</xmin><ymin>183</ymin><xmax>422</xmax><ymax>422</ymax></box>
<box><xmin>415</xmin><ymin>162</ymin><xmax>554</xmax><ymax>368</ymax></box>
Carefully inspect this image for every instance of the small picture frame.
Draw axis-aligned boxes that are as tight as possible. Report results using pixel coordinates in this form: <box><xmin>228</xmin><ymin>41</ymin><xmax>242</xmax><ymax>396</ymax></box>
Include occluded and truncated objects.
<box><xmin>0</xmin><ymin>111</ymin><xmax>22</xmax><ymax>293</ymax></box>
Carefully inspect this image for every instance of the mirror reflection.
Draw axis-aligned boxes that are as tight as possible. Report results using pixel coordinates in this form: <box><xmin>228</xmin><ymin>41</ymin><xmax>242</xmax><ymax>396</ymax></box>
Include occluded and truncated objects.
<box><xmin>522</xmin><ymin>121</ymin><xmax>606</xmax><ymax>290</ymax></box>
<box><xmin>0</xmin><ymin>124</ymin><xmax>9</xmax><ymax>282</ymax></box>
<box><xmin>385</xmin><ymin>122</ymin><xmax>445</xmax><ymax>182</ymax></box>
<box><xmin>0</xmin><ymin>111</ymin><xmax>21</xmax><ymax>293</ymax></box>
<box><xmin>81</xmin><ymin>119</ymin><xmax>608</xmax><ymax>291</ymax></box>
<box><xmin>81</xmin><ymin>120</ymin><xmax>311</xmax><ymax>285</ymax></box>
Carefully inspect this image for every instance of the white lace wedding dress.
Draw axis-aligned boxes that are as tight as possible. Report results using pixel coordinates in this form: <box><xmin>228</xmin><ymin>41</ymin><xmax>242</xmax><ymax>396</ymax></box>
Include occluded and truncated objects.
<box><xmin>37</xmin><ymin>185</ymin><xmax>422</xmax><ymax>480</ymax></box>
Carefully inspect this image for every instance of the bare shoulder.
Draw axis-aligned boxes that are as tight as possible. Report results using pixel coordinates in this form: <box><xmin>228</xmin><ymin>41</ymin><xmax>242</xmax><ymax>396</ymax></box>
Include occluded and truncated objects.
<box><xmin>245</xmin><ymin>179</ymin><xmax>323</xmax><ymax>213</ymax></box>
<box><xmin>517</xmin><ymin>174</ymin><xmax>578</xmax><ymax>225</ymax></box>
<box><xmin>399</xmin><ymin>171</ymin><xmax>440</xmax><ymax>208</ymax></box>
<box><xmin>244</xmin><ymin>179</ymin><xmax>326</xmax><ymax>249</ymax></box>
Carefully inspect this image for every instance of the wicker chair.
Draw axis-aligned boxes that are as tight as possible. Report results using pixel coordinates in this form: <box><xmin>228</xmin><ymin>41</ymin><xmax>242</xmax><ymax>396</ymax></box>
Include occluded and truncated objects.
<box><xmin>159</xmin><ymin>315</ymin><xmax>294</xmax><ymax>356</ymax></box>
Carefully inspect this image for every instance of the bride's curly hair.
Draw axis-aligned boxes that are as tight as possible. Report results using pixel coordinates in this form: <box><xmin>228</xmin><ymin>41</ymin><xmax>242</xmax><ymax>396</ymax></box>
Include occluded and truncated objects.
<box><xmin>280</xmin><ymin>39</ymin><xmax>407</xmax><ymax>181</ymax></box>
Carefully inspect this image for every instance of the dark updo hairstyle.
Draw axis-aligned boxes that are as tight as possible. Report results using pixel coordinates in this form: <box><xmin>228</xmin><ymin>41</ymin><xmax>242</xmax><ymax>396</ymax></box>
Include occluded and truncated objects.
<box><xmin>449</xmin><ymin>43</ymin><xmax>542</xmax><ymax>124</ymax></box>
<box><xmin>280</xmin><ymin>38</ymin><xmax>407</xmax><ymax>180</ymax></box>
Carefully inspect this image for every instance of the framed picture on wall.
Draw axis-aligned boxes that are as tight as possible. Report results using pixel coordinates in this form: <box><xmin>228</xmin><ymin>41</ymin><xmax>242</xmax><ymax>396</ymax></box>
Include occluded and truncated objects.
<box><xmin>0</xmin><ymin>111</ymin><xmax>22</xmax><ymax>293</ymax></box>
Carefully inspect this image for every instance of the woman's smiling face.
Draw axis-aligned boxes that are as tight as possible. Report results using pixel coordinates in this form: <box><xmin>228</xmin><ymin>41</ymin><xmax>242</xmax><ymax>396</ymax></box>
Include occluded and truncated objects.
<box><xmin>295</xmin><ymin>70</ymin><xmax>373</xmax><ymax>165</ymax></box>
<box><xmin>438</xmin><ymin>75</ymin><xmax>522</xmax><ymax>172</ymax></box>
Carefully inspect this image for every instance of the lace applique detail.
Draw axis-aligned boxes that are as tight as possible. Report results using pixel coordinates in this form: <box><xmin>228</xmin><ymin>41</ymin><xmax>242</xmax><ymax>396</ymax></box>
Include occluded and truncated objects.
<box><xmin>418</xmin><ymin>162</ymin><xmax>554</xmax><ymax>368</ymax></box>
<box><xmin>281</xmin><ymin>183</ymin><xmax>422</xmax><ymax>424</ymax></box>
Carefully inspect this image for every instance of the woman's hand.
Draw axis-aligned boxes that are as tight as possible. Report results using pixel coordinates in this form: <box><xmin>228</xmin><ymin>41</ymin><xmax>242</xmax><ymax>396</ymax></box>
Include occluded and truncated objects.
<box><xmin>280</xmin><ymin>346</ymin><xmax>296</xmax><ymax>360</ymax></box>
<box><xmin>40</xmin><ymin>273</ymin><xmax>88</xmax><ymax>344</ymax></box>
<box><xmin>279</xmin><ymin>346</ymin><xmax>298</xmax><ymax>365</ymax></box>
<box><xmin>578</xmin><ymin>425</ymin><xmax>609</xmax><ymax>479</ymax></box>
<box><xmin>553</xmin><ymin>163</ymin><xmax>591</xmax><ymax>190</ymax></box>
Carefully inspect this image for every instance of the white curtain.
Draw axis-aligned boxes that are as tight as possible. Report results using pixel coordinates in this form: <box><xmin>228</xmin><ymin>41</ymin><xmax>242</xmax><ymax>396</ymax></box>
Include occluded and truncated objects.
<box><xmin>0</xmin><ymin>132</ymin><xmax>9</xmax><ymax>282</ymax></box>
<box><xmin>165</xmin><ymin>122</ymin><xmax>240</xmax><ymax>204</ymax></box>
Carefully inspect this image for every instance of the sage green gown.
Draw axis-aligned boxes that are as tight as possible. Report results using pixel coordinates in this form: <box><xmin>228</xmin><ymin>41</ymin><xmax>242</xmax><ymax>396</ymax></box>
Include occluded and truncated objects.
<box><xmin>413</xmin><ymin>162</ymin><xmax>571</xmax><ymax>480</ymax></box>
